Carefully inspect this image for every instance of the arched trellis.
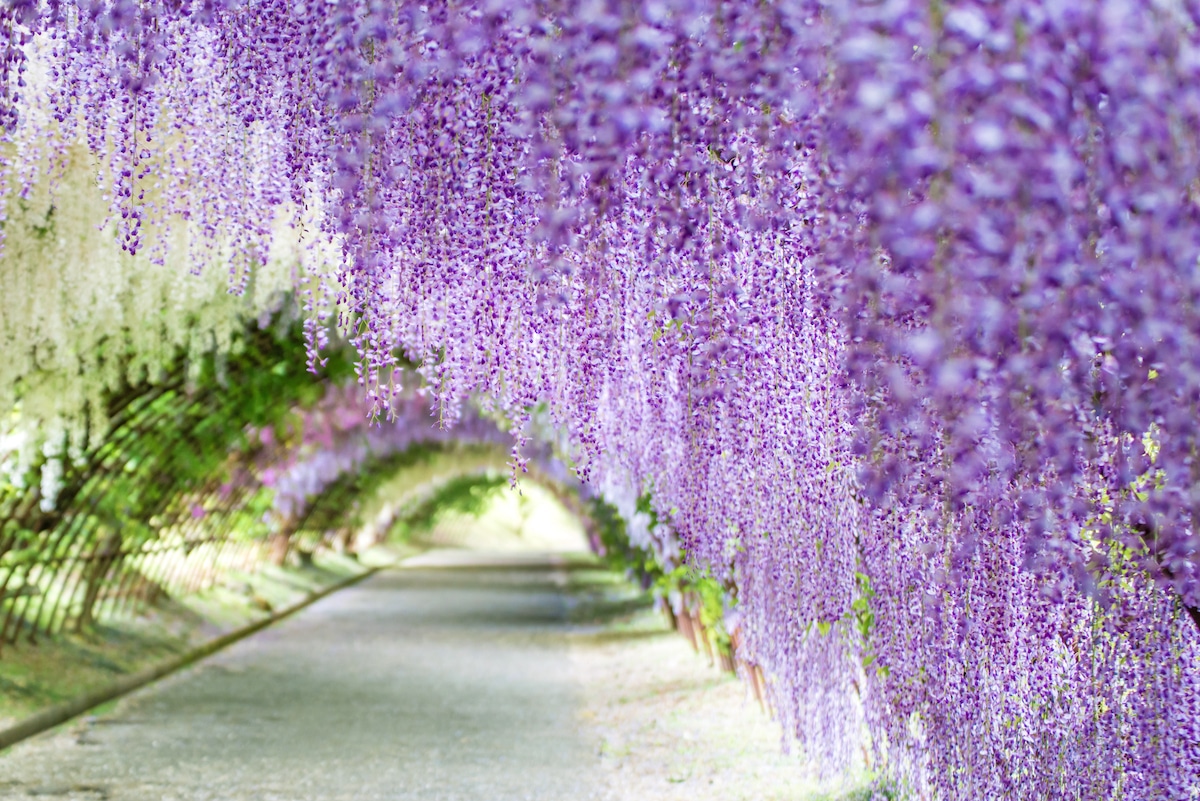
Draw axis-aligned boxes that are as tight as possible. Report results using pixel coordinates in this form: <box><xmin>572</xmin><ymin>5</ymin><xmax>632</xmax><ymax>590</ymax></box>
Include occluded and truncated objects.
<box><xmin>0</xmin><ymin>322</ymin><xmax>350</xmax><ymax>651</ymax></box>
<box><xmin>0</xmin><ymin>316</ymin><xmax>559</xmax><ymax>655</ymax></box>
<box><xmin>282</xmin><ymin>445</ymin><xmax>473</xmax><ymax>559</ymax></box>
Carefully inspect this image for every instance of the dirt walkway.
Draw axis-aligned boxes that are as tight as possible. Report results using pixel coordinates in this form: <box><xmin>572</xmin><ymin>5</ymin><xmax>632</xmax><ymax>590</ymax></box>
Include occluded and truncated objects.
<box><xmin>0</xmin><ymin>553</ymin><xmax>844</xmax><ymax>801</ymax></box>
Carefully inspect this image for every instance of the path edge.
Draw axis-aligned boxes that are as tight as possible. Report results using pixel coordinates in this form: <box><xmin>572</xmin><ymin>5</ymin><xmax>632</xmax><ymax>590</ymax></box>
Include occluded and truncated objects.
<box><xmin>0</xmin><ymin>566</ymin><xmax>379</xmax><ymax>753</ymax></box>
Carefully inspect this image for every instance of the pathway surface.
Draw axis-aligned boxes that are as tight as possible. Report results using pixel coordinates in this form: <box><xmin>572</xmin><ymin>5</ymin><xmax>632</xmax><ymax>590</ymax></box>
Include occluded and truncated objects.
<box><xmin>0</xmin><ymin>553</ymin><xmax>603</xmax><ymax>801</ymax></box>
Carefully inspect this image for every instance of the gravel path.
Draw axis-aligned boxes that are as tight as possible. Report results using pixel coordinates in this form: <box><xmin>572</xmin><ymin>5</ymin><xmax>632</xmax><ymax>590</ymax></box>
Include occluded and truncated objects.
<box><xmin>0</xmin><ymin>554</ymin><xmax>603</xmax><ymax>801</ymax></box>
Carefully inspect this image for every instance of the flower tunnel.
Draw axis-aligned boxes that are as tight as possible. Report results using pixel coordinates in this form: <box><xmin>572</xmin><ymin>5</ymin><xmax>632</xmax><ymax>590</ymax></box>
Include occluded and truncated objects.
<box><xmin>3</xmin><ymin>1</ymin><xmax>1200</xmax><ymax>798</ymax></box>
<box><xmin>0</xmin><ymin>322</ymin><xmax>540</xmax><ymax>649</ymax></box>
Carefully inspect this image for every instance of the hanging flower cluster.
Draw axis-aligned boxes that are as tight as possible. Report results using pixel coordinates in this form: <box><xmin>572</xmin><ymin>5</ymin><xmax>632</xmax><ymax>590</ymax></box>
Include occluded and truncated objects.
<box><xmin>0</xmin><ymin>114</ymin><xmax>299</xmax><ymax>487</ymax></box>
<box><xmin>5</xmin><ymin>1</ymin><xmax>1200</xmax><ymax>796</ymax></box>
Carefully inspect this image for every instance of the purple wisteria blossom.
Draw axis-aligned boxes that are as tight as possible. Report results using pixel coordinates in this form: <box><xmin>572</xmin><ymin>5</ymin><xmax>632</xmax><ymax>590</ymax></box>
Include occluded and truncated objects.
<box><xmin>4</xmin><ymin>1</ymin><xmax>1200</xmax><ymax>796</ymax></box>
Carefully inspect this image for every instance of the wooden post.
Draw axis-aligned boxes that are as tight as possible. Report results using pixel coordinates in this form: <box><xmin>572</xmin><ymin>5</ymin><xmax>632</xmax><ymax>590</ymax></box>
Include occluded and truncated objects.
<box><xmin>269</xmin><ymin>531</ymin><xmax>292</xmax><ymax>566</ymax></box>
<box><xmin>76</xmin><ymin>531</ymin><xmax>122</xmax><ymax>632</ymax></box>
<box><xmin>677</xmin><ymin>605</ymin><xmax>699</xmax><ymax>652</ymax></box>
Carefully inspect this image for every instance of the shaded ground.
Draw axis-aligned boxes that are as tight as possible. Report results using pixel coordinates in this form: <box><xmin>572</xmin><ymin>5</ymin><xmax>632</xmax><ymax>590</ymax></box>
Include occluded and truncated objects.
<box><xmin>0</xmin><ymin>553</ymin><xmax>370</xmax><ymax>729</ymax></box>
<box><xmin>0</xmin><ymin>551</ymin><xmax>853</xmax><ymax>800</ymax></box>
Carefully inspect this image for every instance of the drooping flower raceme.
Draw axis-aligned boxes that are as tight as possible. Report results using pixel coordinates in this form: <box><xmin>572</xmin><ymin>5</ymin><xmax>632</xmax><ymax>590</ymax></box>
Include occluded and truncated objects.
<box><xmin>4</xmin><ymin>1</ymin><xmax>1200</xmax><ymax>797</ymax></box>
